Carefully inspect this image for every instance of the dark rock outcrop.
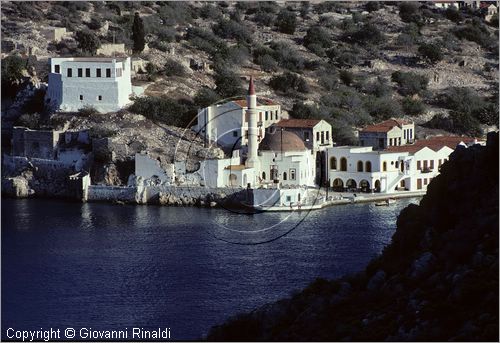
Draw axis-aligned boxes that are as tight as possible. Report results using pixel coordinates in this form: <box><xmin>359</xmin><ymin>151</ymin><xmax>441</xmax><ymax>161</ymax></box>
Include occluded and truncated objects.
<box><xmin>207</xmin><ymin>132</ymin><xmax>499</xmax><ymax>341</ymax></box>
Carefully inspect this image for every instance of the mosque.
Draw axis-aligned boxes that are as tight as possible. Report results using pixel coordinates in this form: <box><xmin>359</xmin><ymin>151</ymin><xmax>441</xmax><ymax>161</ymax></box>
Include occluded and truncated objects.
<box><xmin>196</xmin><ymin>77</ymin><xmax>321</xmax><ymax>208</ymax></box>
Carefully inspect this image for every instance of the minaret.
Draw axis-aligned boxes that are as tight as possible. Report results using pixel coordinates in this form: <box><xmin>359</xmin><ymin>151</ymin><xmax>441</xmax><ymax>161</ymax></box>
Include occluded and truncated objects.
<box><xmin>245</xmin><ymin>76</ymin><xmax>259</xmax><ymax>169</ymax></box>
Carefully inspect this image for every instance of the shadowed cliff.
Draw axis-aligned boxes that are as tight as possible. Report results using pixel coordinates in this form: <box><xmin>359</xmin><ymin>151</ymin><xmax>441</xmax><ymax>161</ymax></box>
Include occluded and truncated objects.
<box><xmin>207</xmin><ymin>132</ymin><xmax>499</xmax><ymax>341</ymax></box>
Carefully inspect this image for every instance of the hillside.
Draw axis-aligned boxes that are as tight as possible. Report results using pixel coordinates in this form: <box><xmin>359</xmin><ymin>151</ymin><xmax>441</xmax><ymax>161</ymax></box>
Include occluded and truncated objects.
<box><xmin>207</xmin><ymin>131</ymin><xmax>499</xmax><ymax>341</ymax></box>
<box><xmin>1</xmin><ymin>1</ymin><xmax>499</xmax><ymax>147</ymax></box>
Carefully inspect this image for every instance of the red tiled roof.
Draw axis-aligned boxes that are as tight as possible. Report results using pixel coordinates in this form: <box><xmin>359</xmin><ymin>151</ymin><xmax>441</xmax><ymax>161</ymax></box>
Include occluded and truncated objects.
<box><xmin>232</xmin><ymin>97</ymin><xmax>278</xmax><ymax>108</ymax></box>
<box><xmin>275</xmin><ymin>119</ymin><xmax>321</xmax><ymax>128</ymax></box>
<box><xmin>361</xmin><ymin>119</ymin><xmax>413</xmax><ymax>133</ymax></box>
<box><xmin>386</xmin><ymin>136</ymin><xmax>480</xmax><ymax>153</ymax></box>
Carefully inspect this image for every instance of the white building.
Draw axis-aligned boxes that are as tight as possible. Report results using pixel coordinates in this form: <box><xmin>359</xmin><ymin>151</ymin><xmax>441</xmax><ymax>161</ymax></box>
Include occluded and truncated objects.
<box><xmin>192</xmin><ymin>96</ymin><xmax>282</xmax><ymax>149</ymax></box>
<box><xmin>359</xmin><ymin>119</ymin><xmax>415</xmax><ymax>150</ymax></box>
<box><xmin>46</xmin><ymin>57</ymin><xmax>139</xmax><ymax>113</ymax></box>
<box><xmin>326</xmin><ymin>136</ymin><xmax>481</xmax><ymax>194</ymax></box>
<box><xmin>273</xmin><ymin>119</ymin><xmax>333</xmax><ymax>153</ymax></box>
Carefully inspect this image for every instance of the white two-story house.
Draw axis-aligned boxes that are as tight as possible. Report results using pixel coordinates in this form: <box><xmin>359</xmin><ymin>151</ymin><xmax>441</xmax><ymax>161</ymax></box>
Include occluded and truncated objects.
<box><xmin>46</xmin><ymin>57</ymin><xmax>137</xmax><ymax>113</ymax></box>
<box><xmin>192</xmin><ymin>98</ymin><xmax>282</xmax><ymax>149</ymax></box>
<box><xmin>359</xmin><ymin>119</ymin><xmax>415</xmax><ymax>150</ymax></box>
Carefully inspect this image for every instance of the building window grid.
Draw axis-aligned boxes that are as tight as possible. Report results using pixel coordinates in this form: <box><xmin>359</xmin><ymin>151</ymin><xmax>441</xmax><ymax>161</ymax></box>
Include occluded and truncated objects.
<box><xmin>106</xmin><ymin>68</ymin><xmax>111</xmax><ymax>78</ymax></box>
<box><xmin>96</xmin><ymin>68</ymin><xmax>101</xmax><ymax>77</ymax></box>
<box><xmin>67</xmin><ymin>68</ymin><xmax>72</xmax><ymax>77</ymax></box>
<box><xmin>54</xmin><ymin>65</ymin><xmax>60</xmax><ymax>73</ymax></box>
<box><xmin>85</xmin><ymin>68</ymin><xmax>90</xmax><ymax>77</ymax></box>
<box><xmin>77</xmin><ymin>68</ymin><xmax>82</xmax><ymax>77</ymax></box>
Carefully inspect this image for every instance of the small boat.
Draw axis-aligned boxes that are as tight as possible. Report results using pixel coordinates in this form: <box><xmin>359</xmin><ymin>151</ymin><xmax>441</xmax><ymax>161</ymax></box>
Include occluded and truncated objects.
<box><xmin>375</xmin><ymin>198</ymin><xmax>397</xmax><ymax>206</ymax></box>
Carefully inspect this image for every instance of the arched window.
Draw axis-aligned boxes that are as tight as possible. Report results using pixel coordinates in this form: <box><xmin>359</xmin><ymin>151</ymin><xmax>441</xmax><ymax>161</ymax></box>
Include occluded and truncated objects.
<box><xmin>357</xmin><ymin>160</ymin><xmax>363</xmax><ymax>172</ymax></box>
<box><xmin>229</xmin><ymin>174</ymin><xmax>237</xmax><ymax>186</ymax></box>
<box><xmin>340</xmin><ymin>157</ymin><xmax>347</xmax><ymax>171</ymax></box>
<box><xmin>262</xmin><ymin>172</ymin><xmax>266</xmax><ymax>180</ymax></box>
<box><xmin>283</xmin><ymin>172</ymin><xmax>287</xmax><ymax>180</ymax></box>
<box><xmin>330</xmin><ymin>157</ymin><xmax>337</xmax><ymax>170</ymax></box>
<box><xmin>365</xmin><ymin>161</ymin><xmax>372</xmax><ymax>172</ymax></box>
<box><xmin>382</xmin><ymin>161</ymin><xmax>387</xmax><ymax>172</ymax></box>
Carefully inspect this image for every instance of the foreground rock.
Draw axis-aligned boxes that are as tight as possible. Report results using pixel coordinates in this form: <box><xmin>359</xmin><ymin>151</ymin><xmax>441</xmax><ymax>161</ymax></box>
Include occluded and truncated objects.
<box><xmin>207</xmin><ymin>132</ymin><xmax>499</xmax><ymax>341</ymax></box>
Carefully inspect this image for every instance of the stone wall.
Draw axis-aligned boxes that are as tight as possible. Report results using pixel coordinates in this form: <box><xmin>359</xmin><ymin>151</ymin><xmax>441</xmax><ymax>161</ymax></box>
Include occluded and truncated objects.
<box><xmin>87</xmin><ymin>185</ymin><xmax>137</xmax><ymax>203</ymax></box>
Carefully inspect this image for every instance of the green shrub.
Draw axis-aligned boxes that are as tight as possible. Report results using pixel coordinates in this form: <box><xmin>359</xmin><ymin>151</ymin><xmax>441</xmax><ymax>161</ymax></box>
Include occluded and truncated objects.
<box><xmin>194</xmin><ymin>88</ymin><xmax>221</xmax><ymax>108</ymax></box>
<box><xmin>402</xmin><ymin>97</ymin><xmax>426</xmax><ymax>116</ymax></box>
<box><xmin>365</xmin><ymin>96</ymin><xmax>403</xmax><ymax>120</ymax></box>
<box><xmin>269</xmin><ymin>72</ymin><xmax>309</xmax><ymax>93</ymax></box>
<box><xmin>1</xmin><ymin>55</ymin><xmax>26</xmax><ymax>97</ymax></box>
<box><xmin>213</xmin><ymin>19</ymin><xmax>253</xmax><ymax>44</ymax></box>
<box><xmin>199</xmin><ymin>4</ymin><xmax>222</xmax><ymax>20</ymax></box>
<box><xmin>391</xmin><ymin>71</ymin><xmax>429</xmax><ymax>96</ymax></box>
<box><xmin>444</xmin><ymin>87</ymin><xmax>498</xmax><ymax>125</ymax></box>
<box><xmin>304</xmin><ymin>26</ymin><xmax>332</xmax><ymax>54</ymax></box>
<box><xmin>398</xmin><ymin>2</ymin><xmax>423</xmax><ymax>25</ymax></box>
<box><xmin>269</xmin><ymin>41</ymin><xmax>305</xmax><ymax>72</ymax></box>
<box><xmin>78</xmin><ymin>105</ymin><xmax>98</xmax><ymax>117</ymax></box>
<box><xmin>339</xmin><ymin>69</ymin><xmax>354</xmax><ymax>86</ymax></box>
<box><xmin>75</xmin><ymin>30</ymin><xmax>101</xmax><ymax>55</ymax></box>
<box><xmin>254</xmin><ymin>11</ymin><xmax>275</xmax><ymax>26</ymax></box>
<box><xmin>276</xmin><ymin>9</ymin><xmax>297</xmax><ymax>34</ymax></box>
<box><xmin>365</xmin><ymin>2</ymin><xmax>381</xmax><ymax>12</ymax></box>
<box><xmin>444</xmin><ymin>6</ymin><xmax>462</xmax><ymax>22</ymax></box>
<box><xmin>257</xmin><ymin>54</ymin><xmax>278</xmax><ymax>72</ymax></box>
<box><xmin>418</xmin><ymin>42</ymin><xmax>443</xmax><ymax>64</ymax></box>
<box><xmin>349</xmin><ymin>23</ymin><xmax>385</xmax><ymax>45</ymax></box>
<box><xmin>163</xmin><ymin>59</ymin><xmax>186</xmax><ymax>77</ymax></box>
<box><xmin>453</xmin><ymin>21</ymin><xmax>495</xmax><ymax>48</ymax></box>
<box><xmin>318</xmin><ymin>72</ymin><xmax>339</xmax><ymax>91</ymax></box>
<box><xmin>214</xmin><ymin>65</ymin><xmax>243</xmax><ymax>98</ymax></box>
<box><xmin>289</xmin><ymin>102</ymin><xmax>322</xmax><ymax>119</ymax></box>
<box><xmin>129</xmin><ymin>96</ymin><xmax>194</xmax><ymax>127</ymax></box>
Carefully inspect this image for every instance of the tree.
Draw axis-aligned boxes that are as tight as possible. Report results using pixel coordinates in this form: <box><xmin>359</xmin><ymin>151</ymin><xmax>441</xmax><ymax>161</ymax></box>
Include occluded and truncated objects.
<box><xmin>257</xmin><ymin>54</ymin><xmax>278</xmax><ymax>72</ymax></box>
<box><xmin>214</xmin><ymin>65</ymin><xmax>243</xmax><ymax>98</ymax></box>
<box><xmin>75</xmin><ymin>30</ymin><xmax>100</xmax><ymax>55</ymax></box>
<box><xmin>163</xmin><ymin>59</ymin><xmax>186</xmax><ymax>77</ymax></box>
<box><xmin>444</xmin><ymin>6</ymin><xmax>462</xmax><ymax>22</ymax></box>
<box><xmin>276</xmin><ymin>9</ymin><xmax>297</xmax><ymax>34</ymax></box>
<box><xmin>391</xmin><ymin>71</ymin><xmax>429</xmax><ymax>96</ymax></box>
<box><xmin>398</xmin><ymin>2</ymin><xmax>422</xmax><ymax>25</ymax></box>
<box><xmin>194</xmin><ymin>87</ymin><xmax>221</xmax><ymax>108</ymax></box>
<box><xmin>339</xmin><ymin>69</ymin><xmax>354</xmax><ymax>86</ymax></box>
<box><xmin>132</xmin><ymin>12</ymin><xmax>145</xmax><ymax>53</ymax></box>
<box><xmin>418</xmin><ymin>42</ymin><xmax>443</xmax><ymax>64</ymax></box>
<box><xmin>402</xmin><ymin>96</ymin><xmax>426</xmax><ymax>116</ymax></box>
<box><xmin>269</xmin><ymin>72</ymin><xmax>309</xmax><ymax>93</ymax></box>
<box><xmin>1</xmin><ymin>55</ymin><xmax>26</xmax><ymax>97</ymax></box>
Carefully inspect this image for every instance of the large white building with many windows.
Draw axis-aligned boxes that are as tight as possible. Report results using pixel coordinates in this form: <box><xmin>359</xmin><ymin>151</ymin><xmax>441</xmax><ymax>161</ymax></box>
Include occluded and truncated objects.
<box><xmin>45</xmin><ymin>57</ymin><xmax>138</xmax><ymax>113</ymax></box>
<box><xmin>326</xmin><ymin>136</ymin><xmax>482</xmax><ymax>194</ymax></box>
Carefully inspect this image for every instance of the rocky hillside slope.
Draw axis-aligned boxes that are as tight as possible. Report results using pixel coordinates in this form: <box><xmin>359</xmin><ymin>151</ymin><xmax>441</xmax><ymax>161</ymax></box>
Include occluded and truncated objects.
<box><xmin>207</xmin><ymin>132</ymin><xmax>499</xmax><ymax>341</ymax></box>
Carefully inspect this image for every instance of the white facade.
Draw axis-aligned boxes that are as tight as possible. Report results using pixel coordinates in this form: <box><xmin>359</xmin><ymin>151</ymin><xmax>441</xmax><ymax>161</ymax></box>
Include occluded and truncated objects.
<box><xmin>46</xmin><ymin>57</ymin><xmax>134</xmax><ymax>113</ymax></box>
<box><xmin>273</xmin><ymin>119</ymin><xmax>333</xmax><ymax>153</ymax></box>
<box><xmin>326</xmin><ymin>144</ymin><xmax>458</xmax><ymax>194</ymax></box>
<box><xmin>192</xmin><ymin>99</ymin><xmax>282</xmax><ymax>149</ymax></box>
<box><xmin>359</xmin><ymin>119</ymin><xmax>415</xmax><ymax>150</ymax></box>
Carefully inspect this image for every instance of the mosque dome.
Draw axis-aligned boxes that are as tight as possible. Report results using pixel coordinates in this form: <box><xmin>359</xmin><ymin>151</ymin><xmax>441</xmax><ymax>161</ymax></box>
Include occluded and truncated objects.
<box><xmin>259</xmin><ymin>130</ymin><xmax>306</xmax><ymax>152</ymax></box>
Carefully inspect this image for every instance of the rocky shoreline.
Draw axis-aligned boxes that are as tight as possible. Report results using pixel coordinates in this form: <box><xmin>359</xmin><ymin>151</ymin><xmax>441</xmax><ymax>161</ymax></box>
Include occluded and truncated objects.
<box><xmin>207</xmin><ymin>132</ymin><xmax>499</xmax><ymax>341</ymax></box>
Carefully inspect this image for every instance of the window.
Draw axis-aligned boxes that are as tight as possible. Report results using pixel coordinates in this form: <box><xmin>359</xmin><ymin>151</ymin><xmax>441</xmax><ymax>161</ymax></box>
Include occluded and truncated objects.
<box><xmin>259</xmin><ymin>112</ymin><xmax>262</xmax><ymax>122</ymax></box>
<box><xmin>321</xmin><ymin>131</ymin><xmax>325</xmax><ymax>144</ymax></box>
<box><xmin>396</xmin><ymin>161</ymin><xmax>399</xmax><ymax>168</ymax></box>
<box><xmin>245</xmin><ymin>130</ymin><xmax>248</xmax><ymax>139</ymax></box>
<box><xmin>410</xmin><ymin>129</ymin><xmax>413</xmax><ymax>139</ymax></box>
<box><xmin>79</xmin><ymin>95</ymin><xmax>83</xmax><ymax>100</ymax></box>
<box><xmin>275</xmin><ymin>110</ymin><xmax>278</xmax><ymax>120</ymax></box>
<box><xmin>438</xmin><ymin>159</ymin><xmax>442</xmax><ymax>166</ymax></box>
<box><xmin>262</xmin><ymin>172</ymin><xmax>266</xmax><ymax>180</ymax></box>
<box><xmin>326</xmin><ymin>131</ymin><xmax>329</xmax><ymax>141</ymax></box>
<box><xmin>417</xmin><ymin>178</ymin><xmax>422</xmax><ymax>189</ymax></box>
<box><xmin>389</xmin><ymin>138</ymin><xmax>393</xmax><ymax>146</ymax></box>
<box><xmin>340</xmin><ymin>157</ymin><xmax>347</xmax><ymax>171</ymax></box>
<box><xmin>398</xmin><ymin>137</ymin><xmax>401</xmax><ymax>145</ymax></box>
<box><xmin>96</xmin><ymin>68</ymin><xmax>101</xmax><ymax>77</ymax></box>
<box><xmin>283</xmin><ymin>172</ymin><xmax>287</xmax><ymax>180</ymax></box>
<box><xmin>304</xmin><ymin>132</ymin><xmax>309</xmax><ymax>141</ymax></box>
<box><xmin>67</xmin><ymin>68</ymin><xmax>72</xmax><ymax>77</ymax></box>
<box><xmin>357</xmin><ymin>160</ymin><xmax>363</xmax><ymax>172</ymax></box>
<box><xmin>106</xmin><ymin>68</ymin><xmax>111</xmax><ymax>77</ymax></box>
<box><xmin>286</xmin><ymin>196</ymin><xmax>291</xmax><ymax>202</ymax></box>
<box><xmin>265</xmin><ymin>111</ymin><xmax>268</xmax><ymax>121</ymax></box>
<box><xmin>290</xmin><ymin>169</ymin><xmax>296</xmax><ymax>180</ymax></box>
<box><xmin>78</xmin><ymin>68</ymin><xmax>82</xmax><ymax>77</ymax></box>
<box><xmin>54</xmin><ymin>65</ymin><xmax>60</xmax><ymax>73</ymax></box>
<box><xmin>417</xmin><ymin>160</ymin><xmax>421</xmax><ymax>170</ymax></box>
<box><xmin>233</xmin><ymin>131</ymin><xmax>238</xmax><ymax>137</ymax></box>
<box><xmin>330</xmin><ymin>157</ymin><xmax>337</xmax><ymax>170</ymax></box>
<box><xmin>365</xmin><ymin>161</ymin><xmax>372</xmax><ymax>172</ymax></box>
<box><xmin>383</xmin><ymin>161</ymin><xmax>387</xmax><ymax>172</ymax></box>
<box><xmin>316</xmin><ymin>132</ymin><xmax>320</xmax><ymax>141</ymax></box>
<box><xmin>404</xmin><ymin>130</ymin><xmax>407</xmax><ymax>139</ymax></box>
<box><xmin>423</xmin><ymin>160</ymin><xmax>428</xmax><ymax>169</ymax></box>
<box><xmin>98</xmin><ymin>95</ymin><xmax>102</xmax><ymax>101</ymax></box>
<box><xmin>424</xmin><ymin>178</ymin><xmax>428</xmax><ymax>185</ymax></box>
<box><xmin>86</xmin><ymin>68</ymin><xmax>90</xmax><ymax>77</ymax></box>
<box><xmin>430</xmin><ymin>160</ymin><xmax>434</xmax><ymax>169</ymax></box>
